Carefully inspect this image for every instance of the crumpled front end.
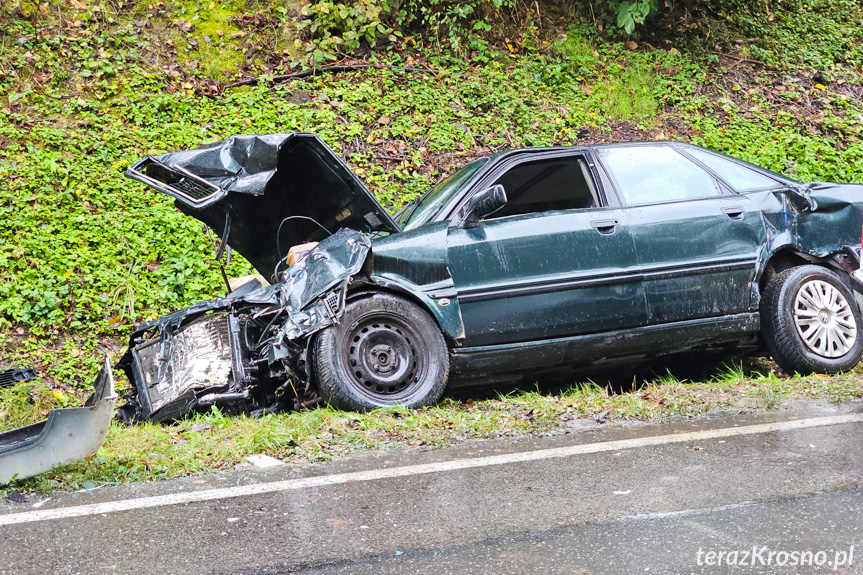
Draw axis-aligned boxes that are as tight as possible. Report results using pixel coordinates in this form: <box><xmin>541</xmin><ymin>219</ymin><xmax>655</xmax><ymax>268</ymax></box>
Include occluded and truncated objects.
<box><xmin>117</xmin><ymin>229</ymin><xmax>372</xmax><ymax>423</ymax></box>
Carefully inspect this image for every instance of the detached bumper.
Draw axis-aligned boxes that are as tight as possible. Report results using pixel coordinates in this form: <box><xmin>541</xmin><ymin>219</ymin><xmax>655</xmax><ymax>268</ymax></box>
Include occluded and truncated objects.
<box><xmin>0</xmin><ymin>357</ymin><xmax>116</xmax><ymax>484</ymax></box>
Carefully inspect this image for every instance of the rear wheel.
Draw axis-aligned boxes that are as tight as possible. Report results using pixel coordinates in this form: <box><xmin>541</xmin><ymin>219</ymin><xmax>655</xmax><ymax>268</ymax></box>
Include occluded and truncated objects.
<box><xmin>761</xmin><ymin>265</ymin><xmax>863</xmax><ymax>374</ymax></box>
<box><xmin>311</xmin><ymin>293</ymin><xmax>449</xmax><ymax>411</ymax></box>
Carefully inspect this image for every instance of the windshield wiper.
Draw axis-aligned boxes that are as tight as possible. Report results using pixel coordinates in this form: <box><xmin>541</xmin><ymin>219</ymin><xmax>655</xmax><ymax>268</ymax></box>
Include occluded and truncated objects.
<box><xmin>398</xmin><ymin>192</ymin><xmax>429</xmax><ymax>224</ymax></box>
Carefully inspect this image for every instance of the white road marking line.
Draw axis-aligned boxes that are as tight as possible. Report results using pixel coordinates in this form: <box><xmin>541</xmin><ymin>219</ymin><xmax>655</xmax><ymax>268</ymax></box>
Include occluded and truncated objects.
<box><xmin>1</xmin><ymin>413</ymin><xmax>861</xmax><ymax>527</ymax></box>
<box><xmin>622</xmin><ymin>501</ymin><xmax>761</xmax><ymax>522</ymax></box>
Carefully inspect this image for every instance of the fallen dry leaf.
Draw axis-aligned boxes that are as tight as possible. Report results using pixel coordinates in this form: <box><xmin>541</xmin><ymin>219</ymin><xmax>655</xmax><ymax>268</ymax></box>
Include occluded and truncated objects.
<box><xmin>326</xmin><ymin>518</ymin><xmax>353</xmax><ymax>530</ymax></box>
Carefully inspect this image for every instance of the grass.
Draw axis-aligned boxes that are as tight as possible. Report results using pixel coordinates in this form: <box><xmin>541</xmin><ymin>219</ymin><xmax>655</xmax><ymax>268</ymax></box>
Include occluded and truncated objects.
<box><xmin>551</xmin><ymin>31</ymin><xmax>659</xmax><ymax>121</ymax></box>
<box><xmin>728</xmin><ymin>0</ymin><xmax>863</xmax><ymax>73</ymax></box>
<box><xmin>4</xmin><ymin>361</ymin><xmax>863</xmax><ymax>494</ymax></box>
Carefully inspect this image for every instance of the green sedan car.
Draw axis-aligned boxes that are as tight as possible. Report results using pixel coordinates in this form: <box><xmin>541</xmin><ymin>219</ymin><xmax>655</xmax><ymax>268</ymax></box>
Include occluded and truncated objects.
<box><xmin>115</xmin><ymin>133</ymin><xmax>863</xmax><ymax>421</ymax></box>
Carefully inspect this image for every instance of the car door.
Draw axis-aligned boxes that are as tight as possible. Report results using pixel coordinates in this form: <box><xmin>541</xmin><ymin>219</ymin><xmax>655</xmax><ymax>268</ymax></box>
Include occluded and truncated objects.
<box><xmin>445</xmin><ymin>152</ymin><xmax>648</xmax><ymax>347</ymax></box>
<box><xmin>595</xmin><ymin>144</ymin><xmax>768</xmax><ymax>325</ymax></box>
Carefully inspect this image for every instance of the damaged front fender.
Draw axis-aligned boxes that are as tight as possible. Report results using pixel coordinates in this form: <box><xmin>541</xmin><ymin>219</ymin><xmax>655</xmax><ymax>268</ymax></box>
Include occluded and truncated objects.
<box><xmin>367</xmin><ymin>222</ymin><xmax>467</xmax><ymax>346</ymax></box>
<box><xmin>266</xmin><ymin>229</ymin><xmax>371</xmax><ymax>362</ymax></box>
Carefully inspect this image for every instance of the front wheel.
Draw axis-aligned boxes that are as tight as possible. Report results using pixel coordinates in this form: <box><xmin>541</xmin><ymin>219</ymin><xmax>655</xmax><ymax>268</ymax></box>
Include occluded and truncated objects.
<box><xmin>311</xmin><ymin>293</ymin><xmax>449</xmax><ymax>411</ymax></box>
<box><xmin>761</xmin><ymin>265</ymin><xmax>863</xmax><ymax>374</ymax></box>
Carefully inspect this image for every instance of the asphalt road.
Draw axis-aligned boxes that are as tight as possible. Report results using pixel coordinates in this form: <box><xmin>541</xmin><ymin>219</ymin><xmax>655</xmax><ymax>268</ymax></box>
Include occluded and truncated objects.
<box><xmin>2</xmin><ymin>400</ymin><xmax>863</xmax><ymax>575</ymax></box>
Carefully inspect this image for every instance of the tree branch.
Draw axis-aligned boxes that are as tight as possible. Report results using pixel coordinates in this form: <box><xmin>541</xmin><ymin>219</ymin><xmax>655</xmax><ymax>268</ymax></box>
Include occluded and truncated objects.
<box><xmin>710</xmin><ymin>52</ymin><xmax>777</xmax><ymax>70</ymax></box>
<box><xmin>224</xmin><ymin>63</ymin><xmax>438</xmax><ymax>90</ymax></box>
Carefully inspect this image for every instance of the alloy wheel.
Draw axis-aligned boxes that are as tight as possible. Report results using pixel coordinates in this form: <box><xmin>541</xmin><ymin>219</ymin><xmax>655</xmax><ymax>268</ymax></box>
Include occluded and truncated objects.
<box><xmin>792</xmin><ymin>279</ymin><xmax>858</xmax><ymax>358</ymax></box>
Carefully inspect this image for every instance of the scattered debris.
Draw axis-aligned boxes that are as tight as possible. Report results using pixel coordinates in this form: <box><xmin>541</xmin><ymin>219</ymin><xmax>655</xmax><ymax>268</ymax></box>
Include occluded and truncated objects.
<box><xmin>0</xmin><ymin>358</ymin><xmax>116</xmax><ymax>485</ymax></box>
<box><xmin>244</xmin><ymin>453</ymin><xmax>285</xmax><ymax>468</ymax></box>
<box><xmin>6</xmin><ymin>491</ymin><xmax>27</xmax><ymax>504</ymax></box>
<box><xmin>0</xmin><ymin>368</ymin><xmax>38</xmax><ymax>388</ymax></box>
<box><xmin>182</xmin><ymin>423</ymin><xmax>212</xmax><ymax>434</ymax></box>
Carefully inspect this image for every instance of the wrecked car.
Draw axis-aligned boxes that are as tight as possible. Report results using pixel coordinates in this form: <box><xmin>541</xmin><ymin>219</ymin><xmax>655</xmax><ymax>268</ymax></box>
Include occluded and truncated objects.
<box><xmin>116</xmin><ymin>133</ymin><xmax>863</xmax><ymax>422</ymax></box>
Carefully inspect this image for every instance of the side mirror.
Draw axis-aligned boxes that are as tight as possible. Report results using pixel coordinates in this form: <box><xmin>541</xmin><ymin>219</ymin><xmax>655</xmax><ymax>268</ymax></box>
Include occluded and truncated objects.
<box><xmin>455</xmin><ymin>185</ymin><xmax>507</xmax><ymax>229</ymax></box>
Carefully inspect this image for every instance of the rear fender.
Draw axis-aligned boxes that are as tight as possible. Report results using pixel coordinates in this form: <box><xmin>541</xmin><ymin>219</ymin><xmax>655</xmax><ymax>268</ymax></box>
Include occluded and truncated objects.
<box><xmin>752</xmin><ymin>184</ymin><xmax>863</xmax><ymax>307</ymax></box>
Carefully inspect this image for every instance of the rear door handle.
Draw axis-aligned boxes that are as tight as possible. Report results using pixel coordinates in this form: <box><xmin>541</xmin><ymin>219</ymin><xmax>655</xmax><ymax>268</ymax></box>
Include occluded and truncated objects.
<box><xmin>722</xmin><ymin>206</ymin><xmax>745</xmax><ymax>219</ymax></box>
<box><xmin>591</xmin><ymin>219</ymin><xmax>619</xmax><ymax>234</ymax></box>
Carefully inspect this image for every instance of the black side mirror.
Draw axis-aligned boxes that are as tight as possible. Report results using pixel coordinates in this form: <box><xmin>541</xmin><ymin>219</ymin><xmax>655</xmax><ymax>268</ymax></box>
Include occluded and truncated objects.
<box><xmin>455</xmin><ymin>185</ymin><xmax>507</xmax><ymax>228</ymax></box>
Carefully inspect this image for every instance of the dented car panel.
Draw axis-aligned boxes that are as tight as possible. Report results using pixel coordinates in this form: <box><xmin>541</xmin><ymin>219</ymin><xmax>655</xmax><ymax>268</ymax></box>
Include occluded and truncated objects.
<box><xmin>283</xmin><ymin>228</ymin><xmax>371</xmax><ymax>312</ymax></box>
<box><xmin>368</xmin><ymin>222</ymin><xmax>466</xmax><ymax>345</ymax></box>
<box><xmin>791</xmin><ymin>184</ymin><xmax>863</xmax><ymax>255</ymax></box>
<box><xmin>0</xmin><ymin>357</ymin><xmax>116</xmax><ymax>485</ymax></box>
<box><xmin>742</xmin><ymin>185</ymin><xmax>863</xmax><ymax>298</ymax></box>
<box><xmin>112</xmin><ymin>134</ymin><xmax>863</xmax><ymax>421</ymax></box>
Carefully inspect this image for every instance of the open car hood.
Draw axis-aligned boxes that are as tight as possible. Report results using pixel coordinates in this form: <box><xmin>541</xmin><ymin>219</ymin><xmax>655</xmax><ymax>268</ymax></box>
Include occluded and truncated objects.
<box><xmin>126</xmin><ymin>133</ymin><xmax>400</xmax><ymax>277</ymax></box>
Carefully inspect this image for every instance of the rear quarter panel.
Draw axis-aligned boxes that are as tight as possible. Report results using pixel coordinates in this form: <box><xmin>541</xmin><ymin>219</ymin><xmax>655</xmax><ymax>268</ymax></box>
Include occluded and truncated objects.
<box><xmin>748</xmin><ymin>185</ymin><xmax>863</xmax><ymax>278</ymax></box>
<box><xmin>796</xmin><ymin>184</ymin><xmax>863</xmax><ymax>255</ymax></box>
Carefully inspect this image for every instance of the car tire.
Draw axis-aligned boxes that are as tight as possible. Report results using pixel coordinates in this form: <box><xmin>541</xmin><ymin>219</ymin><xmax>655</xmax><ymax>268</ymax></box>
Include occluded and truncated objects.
<box><xmin>761</xmin><ymin>265</ymin><xmax>863</xmax><ymax>374</ymax></box>
<box><xmin>311</xmin><ymin>293</ymin><xmax>449</xmax><ymax>411</ymax></box>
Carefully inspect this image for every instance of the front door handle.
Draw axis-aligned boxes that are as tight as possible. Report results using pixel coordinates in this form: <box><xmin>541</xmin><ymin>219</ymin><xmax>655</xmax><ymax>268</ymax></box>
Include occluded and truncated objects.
<box><xmin>591</xmin><ymin>219</ymin><xmax>619</xmax><ymax>234</ymax></box>
<box><xmin>722</xmin><ymin>206</ymin><xmax>745</xmax><ymax>219</ymax></box>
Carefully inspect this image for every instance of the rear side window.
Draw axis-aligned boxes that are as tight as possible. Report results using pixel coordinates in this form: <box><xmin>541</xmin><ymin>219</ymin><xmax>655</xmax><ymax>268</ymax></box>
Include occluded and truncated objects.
<box><xmin>685</xmin><ymin>148</ymin><xmax>780</xmax><ymax>191</ymax></box>
<box><xmin>598</xmin><ymin>146</ymin><xmax>720</xmax><ymax>205</ymax></box>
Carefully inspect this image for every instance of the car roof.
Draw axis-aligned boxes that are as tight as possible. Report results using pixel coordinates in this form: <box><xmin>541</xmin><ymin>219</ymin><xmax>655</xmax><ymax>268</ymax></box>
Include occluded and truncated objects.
<box><xmin>479</xmin><ymin>141</ymin><xmax>797</xmax><ymax>185</ymax></box>
<box><xmin>482</xmin><ymin>140</ymin><xmax>679</xmax><ymax>160</ymax></box>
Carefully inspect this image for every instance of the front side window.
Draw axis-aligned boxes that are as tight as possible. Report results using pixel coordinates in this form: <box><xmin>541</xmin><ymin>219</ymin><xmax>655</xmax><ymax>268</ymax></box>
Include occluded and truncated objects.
<box><xmin>597</xmin><ymin>146</ymin><xmax>720</xmax><ymax>205</ymax></box>
<box><xmin>685</xmin><ymin>148</ymin><xmax>781</xmax><ymax>191</ymax></box>
<box><xmin>486</xmin><ymin>156</ymin><xmax>597</xmax><ymax>219</ymax></box>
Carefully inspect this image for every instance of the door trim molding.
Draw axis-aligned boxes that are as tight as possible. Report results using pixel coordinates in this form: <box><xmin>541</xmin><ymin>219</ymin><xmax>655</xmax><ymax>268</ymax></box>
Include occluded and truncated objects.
<box><xmin>457</xmin><ymin>257</ymin><xmax>756</xmax><ymax>303</ymax></box>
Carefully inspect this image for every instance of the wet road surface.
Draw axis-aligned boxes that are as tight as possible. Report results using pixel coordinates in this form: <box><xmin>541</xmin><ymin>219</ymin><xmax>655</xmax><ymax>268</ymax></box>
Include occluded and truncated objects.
<box><xmin>2</xmin><ymin>400</ymin><xmax>862</xmax><ymax>574</ymax></box>
<box><xmin>295</xmin><ymin>488</ymin><xmax>863</xmax><ymax>575</ymax></box>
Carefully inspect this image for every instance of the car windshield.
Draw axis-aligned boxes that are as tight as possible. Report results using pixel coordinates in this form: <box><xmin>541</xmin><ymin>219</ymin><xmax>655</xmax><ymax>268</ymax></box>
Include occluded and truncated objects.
<box><xmin>399</xmin><ymin>158</ymin><xmax>488</xmax><ymax>230</ymax></box>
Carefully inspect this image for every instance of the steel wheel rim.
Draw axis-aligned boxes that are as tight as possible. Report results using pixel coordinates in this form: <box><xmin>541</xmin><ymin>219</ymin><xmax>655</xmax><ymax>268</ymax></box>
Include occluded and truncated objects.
<box><xmin>793</xmin><ymin>279</ymin><xmax>857</xmax><ymax>359</ymax></box>
<box><xmin>343</xmin><ymin>313</ymin><xmax>426</xmax><ymax>401</ymax></box>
